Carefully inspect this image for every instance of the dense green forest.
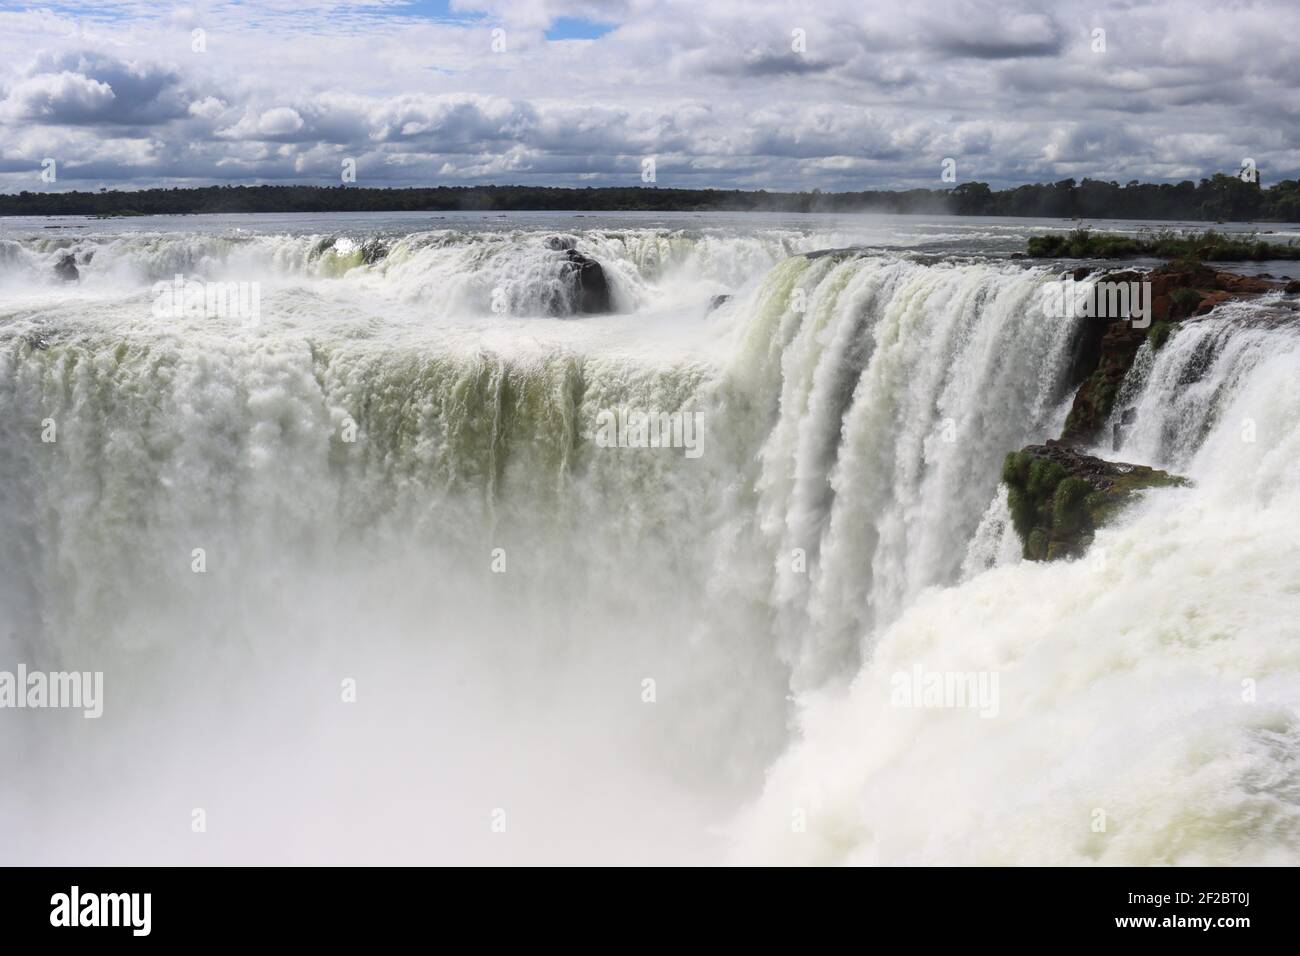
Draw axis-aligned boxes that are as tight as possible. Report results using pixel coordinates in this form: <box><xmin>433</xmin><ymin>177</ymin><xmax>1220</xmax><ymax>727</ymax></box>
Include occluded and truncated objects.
<box><xmin>1026</xmin><ymin>228</ymin><xmax>1300</xmax><ymax>260</ymax></box>
<box><xmin>3</xmin><ymin>174</ymin><xmax>1300</xmax><ymax>221</ymax></box>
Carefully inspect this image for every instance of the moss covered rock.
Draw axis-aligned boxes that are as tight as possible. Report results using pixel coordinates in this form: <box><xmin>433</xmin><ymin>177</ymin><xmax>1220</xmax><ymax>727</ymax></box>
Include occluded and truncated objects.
<box><xmin>1002</xmin><ymin>440</ymin><xmax>1188</xmax><ymax>560</ymax></box>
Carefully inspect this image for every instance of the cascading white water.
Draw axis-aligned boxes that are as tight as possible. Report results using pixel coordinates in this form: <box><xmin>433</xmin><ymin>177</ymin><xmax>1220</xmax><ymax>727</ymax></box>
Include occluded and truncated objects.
<box><xmin>741</xmin><ymin>255</ymin><xmax>1079</xmax><ymax>687</ymax></box>
<box><xmin>732</xmin><ymin>299</ymin><xmax>1300</xmax><ymax>865</ymax></box>
<box><xmin>2</xmin><ymin>222</ymin><xmax>1297</xmax><ymax>864</ymax></box>
<box><xmin>0</xmin><ymin>226</ymin><xmax>836</xmax><ymax>318</ymax></box>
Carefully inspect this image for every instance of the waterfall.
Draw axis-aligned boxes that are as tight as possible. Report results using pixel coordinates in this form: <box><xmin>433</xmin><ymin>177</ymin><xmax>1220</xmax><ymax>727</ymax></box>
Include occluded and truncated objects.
<box><xmin>2</xmin><ymin>225</ymin><xmax>1297</xmax><ymax>864</ymax></box>
<box><xmin>732</xmin><ymin>297</ymin><xmax>1300</xmax><ymax>866</ymax></box>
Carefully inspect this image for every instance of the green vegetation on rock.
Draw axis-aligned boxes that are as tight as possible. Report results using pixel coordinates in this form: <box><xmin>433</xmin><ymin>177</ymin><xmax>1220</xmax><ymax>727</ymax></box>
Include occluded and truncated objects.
<box><xmin>1169</xmin><ymin>287</ymin><xmax>1204</xmax><ymax>315</ymax></box>
<box><xmin>1147</xmin><ymin>320</ymin><xmax>1174</xmax><ymax>351</ymax></box>
<box><xmin>1002</xmin><ymin>444</ymin><xmax>1188</xmax><ymax>561</ymax></box>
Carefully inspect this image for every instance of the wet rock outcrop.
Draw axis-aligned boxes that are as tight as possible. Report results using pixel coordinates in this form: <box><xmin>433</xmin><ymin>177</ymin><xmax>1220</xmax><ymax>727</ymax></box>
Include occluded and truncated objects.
<box><xmin>54</xmin><ymin>253</ymin><xmax>79</xmax><ymax>281</ymax></box>
<box><xmin>546</xmin><ymin>237</ymin><xmax>611</xmax><ymax>314</ymax></box>
<box><xmin>1003</xmin><ymin>441</ymin><xmax>1188</xmax><ymax>561</ymax></box>
<box><xmin>1059</xmin><ymin>264</ymin><xmax>1281</xmax><ymax>446</ymax></box>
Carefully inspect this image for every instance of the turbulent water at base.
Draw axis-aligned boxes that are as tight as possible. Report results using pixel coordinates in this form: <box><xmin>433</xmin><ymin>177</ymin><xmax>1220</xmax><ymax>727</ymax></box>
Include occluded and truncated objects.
<box><xmin>1</xmin><ymin>213</ymin><xmax>1298</xmax><ymax>865</ymax></box>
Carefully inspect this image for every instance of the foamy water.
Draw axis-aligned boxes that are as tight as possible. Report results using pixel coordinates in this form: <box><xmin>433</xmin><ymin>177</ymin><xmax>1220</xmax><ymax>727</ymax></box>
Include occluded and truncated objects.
<box><xmin>1</xmin><ymin>212</ymin><xmax>1297</xmax><ymax>864</ymax></box>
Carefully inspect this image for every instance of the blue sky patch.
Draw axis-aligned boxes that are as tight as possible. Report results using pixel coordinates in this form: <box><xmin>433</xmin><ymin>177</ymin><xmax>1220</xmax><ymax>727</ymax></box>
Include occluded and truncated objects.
<box><xmin>545</xmin><ymin>17</ymin><xmax>615</xmax><ymax>41</ymax></box>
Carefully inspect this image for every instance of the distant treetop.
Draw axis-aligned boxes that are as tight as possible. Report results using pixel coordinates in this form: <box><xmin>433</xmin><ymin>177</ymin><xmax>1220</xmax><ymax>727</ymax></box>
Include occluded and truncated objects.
<box><xmin>3</xmin><ymin>175</ymin><xmax>1298</xmax><ymax>222</ymax></box>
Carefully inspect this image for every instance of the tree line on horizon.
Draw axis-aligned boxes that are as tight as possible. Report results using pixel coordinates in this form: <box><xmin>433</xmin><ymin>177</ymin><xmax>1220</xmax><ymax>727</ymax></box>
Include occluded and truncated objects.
<box><xmin>2</xmin><ymin>174</ymin><xmax>1298</xmax><ymax>222</ymax></box>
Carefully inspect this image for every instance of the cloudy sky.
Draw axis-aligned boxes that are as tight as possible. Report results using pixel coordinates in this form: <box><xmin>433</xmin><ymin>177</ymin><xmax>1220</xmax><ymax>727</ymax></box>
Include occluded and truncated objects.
<box><xmin>1</xmin><ymin>0</ymin><xmax>1296</xmax><ymax>193</ymax></box>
